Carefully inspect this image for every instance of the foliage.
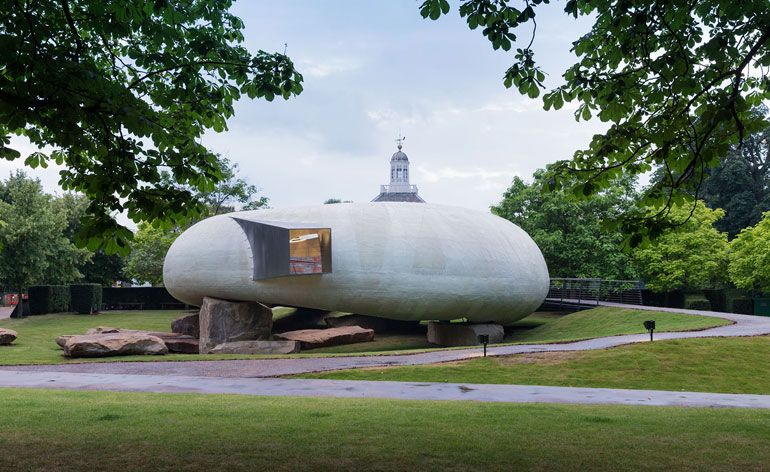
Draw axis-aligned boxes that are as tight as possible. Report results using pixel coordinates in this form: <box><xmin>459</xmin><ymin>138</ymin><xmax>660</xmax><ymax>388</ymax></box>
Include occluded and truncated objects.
<box><xmin>632</xmin><ymin>201</ymin><xmax>729</xmax><ymax>291</ymax></box>
<box><xmin>491</xmin><ymin>170</ymin><xmax>638</xmax><ymax>279</ymax></box>
<box><xmin>0</xmin><ymin>1</ymin><xmax>302</xmax><ymax>253</ymax></box>
<box><xmin>123</xmin><ymin>222</ymin><xmax>179</xmax><ymax>286</ymax></box>
<box><xmin>57</xmin><ymin>193</ymin><xmax>125</xmax><ymax>286</ymax></box>
<box><xmin>69</xmin><ymin>283</ymin><xmax>102</xmax><ymax>314</ymax></box>
<box><xmin>162</xmin><ymin>156</ymin><xmax>269</xmax><ymax>216</ymax></box>
<box><xmin>0</xmin><ymin>172</ymin><xmax>88</xmax><ymax>294</ymax></box>
<box><xmin>728</xmin><ymin>211</ymin><xmax>770</xmax><ymax>292</ymax></box>
<box><xmin>28</xmin><ymin>285</ymin><xmax>71</xmax><ymax>315</ymax></box>
<box><xmin>323</xmin><ymin>198</ymin><xmax>352</xmax><ymax>204</ymax></box>
<box><xmin>421</xmin><ymin>0</ymin><xmax>770</xmax><ymax>243</ymax></box>
<box><xmin>702</xmin><ymin>114</ymin><xmax>770</xmax><ymax>238</ymax></box>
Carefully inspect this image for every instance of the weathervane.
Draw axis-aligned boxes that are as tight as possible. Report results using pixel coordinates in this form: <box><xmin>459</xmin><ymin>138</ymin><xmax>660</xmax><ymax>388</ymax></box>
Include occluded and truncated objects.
<box><xmin>395</xmin><ymin>131</ymin><xmax>406</xmax><ymax>150</ymax></box>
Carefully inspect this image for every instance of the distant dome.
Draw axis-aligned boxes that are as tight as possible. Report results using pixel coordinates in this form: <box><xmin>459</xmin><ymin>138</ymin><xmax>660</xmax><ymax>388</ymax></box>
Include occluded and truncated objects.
<box><xmin>391</xmin><ymin>150</ymin><xmax>409</xmax><ymax>161</ymax></box>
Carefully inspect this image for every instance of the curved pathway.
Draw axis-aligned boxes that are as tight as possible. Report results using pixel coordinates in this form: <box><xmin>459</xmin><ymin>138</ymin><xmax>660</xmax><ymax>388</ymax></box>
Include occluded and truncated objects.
<box><xmin>2</xmin><ymin>302</ymin><xmax>769</xmax><ymax>378</ymax></box>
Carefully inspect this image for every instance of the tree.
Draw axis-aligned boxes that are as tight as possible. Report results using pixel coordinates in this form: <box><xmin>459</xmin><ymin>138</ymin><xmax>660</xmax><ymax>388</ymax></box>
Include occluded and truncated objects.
<box><xmin>1</xmin><ymin>1</ymin><xmax>303</xmax><ymax>253</ymax></box>
<box><xmin>701</xmin><ymin>112</ymin><xmax>770</xmax><ymax>238</ymax></box>
<box><xmin>420</xmin><ymin>0</ymin><xmax>770</xmax><ymax>243</ymax></box>
<box><xmin>58</xmin><ymin>193</ymin><xmax>125</xmax><ymax>286</ymax></box>
<box><xmin>728</xmin><ymin>211</ymin><xmax>770</xmax><ymax>292</ymax></box>
<box><xmin>632</xmin><ymin>201</ymin><xmax>729</xmax><ymax>291</ymax></box>
<box><xmin>0</xmin><ymin>172</ymin><xmax>88</xmax><ymax>316</ymax></box>
<box><xmin>323</xmin><ymin>198</ymin><xmax>352</xmax><ymax>204</ymax></box>
<box><xmin>491</xmin><ymin>170</ymin><xmax>638</xmax><ymax>279</ymax></box>
<box><xmin>123</xmin><ymin>222</ymin><xmax>178</xmax><ymax>286</ymax></box>
<box><xmin>162</xmin><ymin>156</ymin><xmax>270</xmax><ymax>216</ymax></box>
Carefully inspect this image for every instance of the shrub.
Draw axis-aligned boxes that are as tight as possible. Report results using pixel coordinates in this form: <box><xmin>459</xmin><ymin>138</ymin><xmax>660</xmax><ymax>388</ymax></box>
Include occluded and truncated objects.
<box><xmin>28</xmin><ymin>285</ymin><xmax>70</xmax><ymax>315</ymax></box>
<box><xmin>703</xmin><ymin>289</ymin><xmax>727</xmax><ymax>312</ymax></box>
<box><xmin>729</xmin><ymin>298</ymin><xmax>754</xmax><ymax>315</ymax></box>
<box><xmin>70</xmin><ymin>284</ymin><xmax>102</xmax><ymax>314</ymax></box>
<box><xmin>683</xmin><ymin>295</ymin><xmax>712</xmax><ymax>311</ymax></box>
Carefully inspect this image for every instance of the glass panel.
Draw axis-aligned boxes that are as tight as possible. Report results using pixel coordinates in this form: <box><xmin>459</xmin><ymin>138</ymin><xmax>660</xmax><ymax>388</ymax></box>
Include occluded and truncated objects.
<box><xmin>289</xmin><ymin>228</ymin><xmax>332</xmax><ymax>275</ymax></box>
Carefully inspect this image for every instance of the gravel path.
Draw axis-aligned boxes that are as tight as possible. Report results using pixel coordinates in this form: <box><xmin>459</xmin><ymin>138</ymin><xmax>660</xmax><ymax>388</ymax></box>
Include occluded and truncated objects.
<box><xmin>3</xmin><ymin>370</ymin><xmax>770</xmax><ymax>408</ymax></box>
<box><xmin>2</xmin><ymin>302</ymin><xmax>768</xmax><ymax>378</ymax></box>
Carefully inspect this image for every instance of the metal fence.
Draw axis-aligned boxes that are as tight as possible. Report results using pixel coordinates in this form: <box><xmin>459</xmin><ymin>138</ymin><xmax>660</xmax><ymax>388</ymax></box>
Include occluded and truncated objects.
<box><xmin>546</xmin><ymin>278</ymin><xmax>644</xmax><ymax>308</ymax></box>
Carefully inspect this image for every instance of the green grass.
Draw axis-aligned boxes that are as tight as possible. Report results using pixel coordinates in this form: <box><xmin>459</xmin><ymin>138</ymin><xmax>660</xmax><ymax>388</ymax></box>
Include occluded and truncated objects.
<box><xmin>0</xmin><ymin>307</ymin><xmax>730</xmax><ymax>365</ymax></box>
<box><xmin>301</xmin><ymin>335</ymin><xmax>770</xmax><ymax>395</ymax></box>
<box><xmin>1</xmin><ymin>388</ymin><xmax>770</xmax><ymax>471</ymax></box>
<box><xmin>503</xmin><ymin>306</ymin><xmax>731</xmax><ymax>343</ymax></box>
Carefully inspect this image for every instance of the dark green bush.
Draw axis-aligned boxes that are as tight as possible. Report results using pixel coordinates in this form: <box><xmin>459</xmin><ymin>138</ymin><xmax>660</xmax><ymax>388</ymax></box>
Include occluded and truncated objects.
<box><xmin>70</xmin><ymin>284</ymin><xmax>102</xmax><ymax>314</ymax></box>
<box><xmin>683</xmin><ymin>295</ymin><xmax>712</xmax><ymax>311</ymax></box>
<box><xmin>702</xmin><ymin>289</ymin><xmax>727</xmax><ymax>312</ymax></box>
<box><xmin>28</xmin><ymin>285</ymin><xmax>70</xmax><ymax>315</ymax></box>
<box><xmin>729</xmin><ymin>298</ymin><xmax>754</xmax><ymax>315</ymax></box>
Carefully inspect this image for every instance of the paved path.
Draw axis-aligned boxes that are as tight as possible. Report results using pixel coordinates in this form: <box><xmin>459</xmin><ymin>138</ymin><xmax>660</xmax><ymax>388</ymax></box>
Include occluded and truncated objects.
<box><xmin>2</xmin><ymin>370</ymin><xmax>770</xmax><ymax>408</ymax></box>
<box><xmin>0</xmin><ymin>306</ymin><xmax>13</xmax><ymax>320</ymax></box>
<box><xmin>3</xmin><ymin>303</ymin><xmax>768</xmax><ymax>378</ymax></box>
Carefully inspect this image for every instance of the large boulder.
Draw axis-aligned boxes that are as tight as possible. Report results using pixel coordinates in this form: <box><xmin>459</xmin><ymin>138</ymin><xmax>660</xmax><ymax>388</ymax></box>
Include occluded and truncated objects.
<box><xmin>325</xmin><ymin>314</ymin><xmax>422</xmax><ymax>333</ymax></box>
<box><xmin>63</xmin><ymin>333</ymin><xmax>168</xmax><ymax>358</ymax></box>
<box><xmin>274</xmin><ymin>326</ymin><xmax>374</xmax><ymax>350</ymax></box>
<box><xmin>0</xmin><ymin>328</ymin><xmax>17</xmax><ymax>345</ymax></box>
<box><xmin>79</xmin><ymin>327</ymin><xmax>198</xmax><ymax>354</ymax></box>
<box><xmin>162</xmin><ymin>336</ymin><xmax>199</xmax><ymax>354</ymax></box>
<box><xmin>55</xmin><ymin>335</ymin><xmax>74</xmax><ymax>348</ymax></box>
<box><xmin>427</xmin><ymin>322</ymin><xmax>504</xmax><ymax>347</ymax></box>
<box><xmin>171</xmin><ymin>312</ymin><xmax>200</xmax><ymax>338</ymax></box>
<box><xmin>199</xmin><ymin>297</ymin><xmax>273</xmax><ymax>354</ymax></box>
<box><xmin>208</xmin><ymin>340</ymin><xmax>300</xmax><ymax>355</ymax></box>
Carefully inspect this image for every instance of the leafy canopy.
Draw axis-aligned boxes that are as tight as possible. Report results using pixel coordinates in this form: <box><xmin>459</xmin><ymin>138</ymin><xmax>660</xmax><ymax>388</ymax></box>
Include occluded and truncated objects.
<box><xmin>123</xmin><ymin>221</ymin><xmax>178</xmax><ymax>286</ymax></box>
<box><xmin>729</xmin><ymin>211</ymin><xmax>770</xmax><ymax>292</ymax></box>
<box><xmin>632</xmin><ymin>201</ymin><xmax>729</xmax><ymax>291</ymax></box>
<box><xmin>0</xmin><ymin>0</ymin><xmax>302</xmax><ymax>254</ymax></box>
<box><xmin>0</xmin><ymin>172</ymin><xmax>89</xmax><ymax>291</ymax></box>
<box><xmin>491</xmin><ymin>170</ymin><xmax>639</xmax><ymax>280</ymax></box>
<box><xmin>420</xmin><ymin>0</ymin><xmax>770</xmax><ymax>244</ymax></box>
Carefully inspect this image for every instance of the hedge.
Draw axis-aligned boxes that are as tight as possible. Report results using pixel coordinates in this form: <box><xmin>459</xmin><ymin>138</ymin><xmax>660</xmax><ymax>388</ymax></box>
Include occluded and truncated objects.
<box><xmin>70</xmin><ymin>284</ymin><xmax>103</xmax><ymax>314</ymax></box>
<box><xmin>683</xmin><ymin>294</ymin><xmax>712</xmax><ymax>311</ymax></box>
<box><xmin>729</xmin><ymin>298</ymin><xmax>754</xmax><ymax>315</ymax></box>
<box><xmin>28</xmin><ymin>285</ymin><xmax>70</xmax><ymax>315</ymax></box>
<box><xmin>102</xmin><ymin>287</ymin><xmax>184</xmax><ymax>310</ymax></box>
<box><xmin>702</xmin><ymin>289</ymin><xmax>727</xmax><ymax>313</ymax></box>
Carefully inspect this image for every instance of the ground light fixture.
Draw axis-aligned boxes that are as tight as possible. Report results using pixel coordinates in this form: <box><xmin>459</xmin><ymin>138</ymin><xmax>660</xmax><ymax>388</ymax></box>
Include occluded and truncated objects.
<box><xmin>644</xmin><ymin>320</ymin><xmax>656</xmax><ymax>341</ymax></box>
<box><xmin>478</xmin><ymin>334</ymin><xmax>490</xmax><ymax>357</ymax></box>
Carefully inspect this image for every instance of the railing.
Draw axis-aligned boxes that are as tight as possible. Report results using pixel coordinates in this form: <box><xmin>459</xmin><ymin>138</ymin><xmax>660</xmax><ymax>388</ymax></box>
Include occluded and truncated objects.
<box><xmin>380</xmin><ymin>184</ymin><xmax>419</xmax><ymax>193</ymax></box>
<box><xmin>546</xmin><ymin>278</ymin><xmax>644</xmax><ymax>308</ymax></box>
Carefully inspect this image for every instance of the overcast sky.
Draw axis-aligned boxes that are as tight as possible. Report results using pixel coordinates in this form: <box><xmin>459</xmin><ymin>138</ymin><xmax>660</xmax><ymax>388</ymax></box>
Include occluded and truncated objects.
<box><xmin>6</xmin><ymin>1</ymin><xmax>608</xmax><ymax>219</ymax></box>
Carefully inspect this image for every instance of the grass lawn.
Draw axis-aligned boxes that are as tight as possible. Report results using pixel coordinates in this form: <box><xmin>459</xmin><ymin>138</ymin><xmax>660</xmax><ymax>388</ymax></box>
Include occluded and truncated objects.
<box><xmin>300</xmin><ymin>335</ymin><xmax>770</xmax><ymax>395</ymax></box>
<box><xmin>0</xmin><ymin>307</ymin><xmax>730</xmax><ymax>365</ymax></box>
<box><xmin>1</xmin><ymin>388</ymin><xmax>770</xmax><ymax>471</ymax></box>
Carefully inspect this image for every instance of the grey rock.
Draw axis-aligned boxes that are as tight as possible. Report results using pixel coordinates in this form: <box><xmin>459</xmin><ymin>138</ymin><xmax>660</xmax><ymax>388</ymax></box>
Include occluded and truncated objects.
<box><xmin>274</xmin><ymin>326</ymin><xmax>374</xmax><ymax>350</ymax></box>
<box><xmin>199</xmin><ymin>297</ymin><xmax>273</xmax><ymax>354</ymax></box>
<box><xmin>63</xmin><ymin>333</ymin><xmax>168</xmax><ymax>358</ymax></box>
<box><xmin>163</xmin><ymin>336</ymin><xmax>199</xmax><ymax>354</ymax></box>
<box><xmin>209</xmin><ymin>340</ymin><xmax>300</xmax><ymax>355</ymax></box>
<box><xmin>171</xmin><ymin>312</ymin><xmax>200</xmax><ymax>338</ymax></box>
<box><xmin>0</xmin><ymin>328</ymin><xmax>17</xmax><ymax>345</ymax></box>
<box><xmin>272</xmin><ymin>307</ymin><xmax>329</xmax><ymax>332</ymax></box>
<box><xmin>427</xmin><ymin>322</ymin><xmax>504</xmax><ymax>346</ymax></box>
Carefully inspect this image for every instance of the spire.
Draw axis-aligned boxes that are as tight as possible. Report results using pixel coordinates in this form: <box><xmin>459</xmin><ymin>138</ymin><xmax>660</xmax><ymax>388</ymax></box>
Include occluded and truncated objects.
<box><xmin>395</xmin><ymin>132</ymin><xmax>405</xmax><ymax>151</ymax></box>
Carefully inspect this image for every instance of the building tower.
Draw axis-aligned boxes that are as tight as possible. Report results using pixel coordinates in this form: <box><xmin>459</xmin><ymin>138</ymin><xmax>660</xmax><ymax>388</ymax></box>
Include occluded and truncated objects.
<box><xmin>372</xmin><ymin>136</ymin><xmax>426</xmax><ymax>203</ymax></box>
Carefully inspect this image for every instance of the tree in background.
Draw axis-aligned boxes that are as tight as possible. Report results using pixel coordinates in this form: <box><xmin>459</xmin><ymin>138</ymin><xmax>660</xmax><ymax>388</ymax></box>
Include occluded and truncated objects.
<box><xmin>0</xmin><ymin>172</ymin><xmax>88</xmax><ymax>316</ymax></box>
<box><xmin>420</xmin><ymin>0</ymin><xmax>770</xmax><ymax>244</ymax></box>
<box><xmin>1</xmin><ymin>1</ymin><xmax>303</xmax><ymax>253</ymax></box>
<box><xmin>728</xmin><ymin>212</ymin><xmax>770</xmax><ymax>293</ymax></box>
<box><xmin>58</xmin><ymin>193</ymin><xmax>125</xmax><ymax>286</ymax></box>
<box><xmin>702</xmin><ymin>111</ymin><xmax>770</xmax><ymax>238</ymax></box>
<box><xmin>633</xmin><ymin>201</ymin><xmax>729</xmax><ymax>291</ymax></box>
<box><xmin>123</xmin><ymin>222</ymin><xmax>178</xmax><ymax>286</ymax></box>
<box><xmin>491</xmin><ymin>170</ymin><xmax>638</xmax><ymax>280</ymax></box>
<box><xmin>323</xmin><ymin>198</ymin><xmax>353</xmax><ymax>204</ymax></box>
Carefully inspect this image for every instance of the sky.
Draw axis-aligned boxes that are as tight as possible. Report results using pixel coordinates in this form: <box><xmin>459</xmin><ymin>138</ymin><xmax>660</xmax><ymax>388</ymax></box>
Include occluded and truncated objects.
<box><xmin>5</xmin><ymin>0</ymin><xmax>608</xmax><ymax>220</ymax></box>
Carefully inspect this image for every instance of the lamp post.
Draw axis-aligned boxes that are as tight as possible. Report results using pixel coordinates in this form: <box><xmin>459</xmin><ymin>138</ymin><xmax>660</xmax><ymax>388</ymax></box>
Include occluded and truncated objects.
<box><xmin>644</xmin><ymin>320</ymin><xmax>656</xmax><ymax>341</ymax></box>
<box><xmin>478</xmin><ymin>334</ymin><xmax>489</xmax><ymax>357</ymax></box>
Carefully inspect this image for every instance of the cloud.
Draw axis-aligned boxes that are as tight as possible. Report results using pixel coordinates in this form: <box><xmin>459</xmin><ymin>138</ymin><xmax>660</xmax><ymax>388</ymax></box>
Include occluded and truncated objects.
<box><xmin>297</xmin><ymin>57</ymin><xmax>362</xmax><ymax>78</ymax></box>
